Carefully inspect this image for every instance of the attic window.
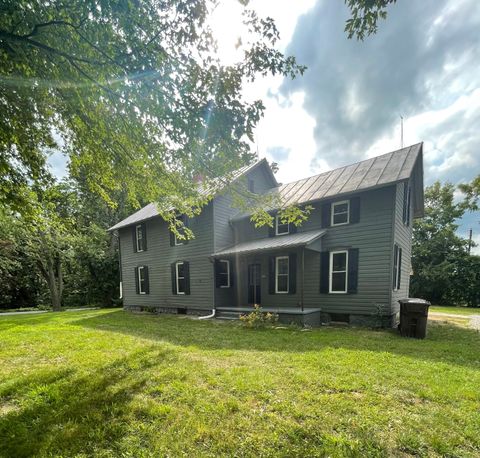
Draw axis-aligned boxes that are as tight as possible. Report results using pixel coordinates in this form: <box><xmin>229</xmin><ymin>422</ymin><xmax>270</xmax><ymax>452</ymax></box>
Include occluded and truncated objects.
<box><xmin>248</xmin><ymin>179</ymin><xmax>255</xmax><ymax>193</ymax></box>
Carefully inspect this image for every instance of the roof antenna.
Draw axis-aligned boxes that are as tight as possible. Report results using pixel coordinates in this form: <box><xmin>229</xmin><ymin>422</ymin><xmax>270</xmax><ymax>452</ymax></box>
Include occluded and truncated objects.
<box><xmin>400</xmin><ymin>116</ymin><xmax>404</xmax><ymax>148</ymax></box>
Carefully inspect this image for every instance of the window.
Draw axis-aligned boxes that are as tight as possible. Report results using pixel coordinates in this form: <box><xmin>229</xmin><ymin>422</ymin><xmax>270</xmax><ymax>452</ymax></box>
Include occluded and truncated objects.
<box><xmin>331</xmin><ymin>200</ymin><xmax>350</xmax><ymax>226</ymax></box>
<box><xmin>275</xmin><ymin>256</ymin><xmax>289</xmax><ymax>293</ymax></box>
<box><xmin>393</xmin><ymin>244</ymin><xmax>402</xmax><ymax>290</ymax></box>
<box><xmin>135</xmin><ymin>224</ymin><xmax>144</xmax><ymax>252</ymax></box>
<box><xmin>176</xmin><ymin>262</ymin><xmax>186</xmax><ymax>294</ymax></box>
<box><xmin>217</xmin><ymin>260</ymin><xmax>230</xmax><ymax>288</ymax></box>
<box><xmin>248</xmin><ymin>178</ymin><xmax>255</xmax><ymax>193</ymax></box>
<box><xmin>329</xmin><ymin>251</ymin><xmax>348</xmax><ymax>293</ymax></box>
<box><xmin>137</xmin><ymin>266</ymin><xmax>147</xmax><ymax>294</ymax></box>
<box><xmin>174</xmin><ymin>215</ymin><xmax>188</xmax><ymax>246</ymax></box>
<box><xmin>403</xmin><ymin>184</ymin><xmax>411</xmax><ymax>226</ymax></box>
<box><xmin>275</xmin><ymin>215</ymin><xmax>290</xmax><ymax>236</ymax></box>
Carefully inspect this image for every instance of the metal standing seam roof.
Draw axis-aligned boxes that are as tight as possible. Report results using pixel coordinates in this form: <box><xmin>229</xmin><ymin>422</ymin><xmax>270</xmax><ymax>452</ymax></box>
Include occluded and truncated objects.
<box><xmin>232</xmin><ymin>143</ymin><xmax>423</xmax><ymax>220</ymax></box>
<box><xmin>212</xmin><ymin>229</ymin><xmax>326</xmax><ymax>257</ymax></box>
<box><xmin>108</xmin><ymin>158</ymin><xmax>278</xmax><ymax>231</ymax></box>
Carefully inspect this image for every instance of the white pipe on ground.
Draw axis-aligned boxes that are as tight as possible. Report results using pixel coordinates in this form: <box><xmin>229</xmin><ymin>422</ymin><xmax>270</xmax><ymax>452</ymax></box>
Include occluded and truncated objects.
<box><xmin>198</xmin><ymin>309</ymin><xmax>216</xmax><ymax>320</ymax></box>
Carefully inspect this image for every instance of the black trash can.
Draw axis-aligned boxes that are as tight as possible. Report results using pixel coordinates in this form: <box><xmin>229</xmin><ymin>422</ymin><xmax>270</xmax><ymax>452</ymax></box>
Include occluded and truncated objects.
<box><xmin>398</xmin><ymin>298</ymin><xmax>431</xmax><ymax>339</ymax></box>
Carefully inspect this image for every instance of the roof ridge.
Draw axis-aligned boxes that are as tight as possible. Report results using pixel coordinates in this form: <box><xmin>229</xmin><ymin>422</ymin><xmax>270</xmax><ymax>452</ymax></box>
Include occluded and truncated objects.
<box><xmin>281</xmin><ymin>143</ymin><xmax>422</xmax><ymax>188</ymax></box>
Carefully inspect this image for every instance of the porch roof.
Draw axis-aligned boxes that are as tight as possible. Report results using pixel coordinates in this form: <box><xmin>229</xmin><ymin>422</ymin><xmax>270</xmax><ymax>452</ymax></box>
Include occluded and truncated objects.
<box><xmin>212</xmin><ymin>229</ymin><xmax>326</xmax><ymax>257</ymax></box>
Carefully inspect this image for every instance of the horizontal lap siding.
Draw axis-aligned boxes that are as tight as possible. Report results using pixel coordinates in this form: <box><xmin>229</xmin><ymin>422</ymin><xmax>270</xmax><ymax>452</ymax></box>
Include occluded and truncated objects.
<box><xmin>120</xmin><ymin>204</ymin><xmax>214</xmax><ymax>310</ymax></box>
<box><xmin>231</xmin><ymin>186</ymin><xmax>395</xmax><ymax>314</ymax></box>
<box><xmin>391</xmin><ymin>181</ymin><xmax>413</xmax><ymax>313</ymax></box>
<box><xmin>304</xmin><ymin>187</ymin><xmax>394</xmax><ymax>314</ymax></box>
<box><xmin>213</xmin><ymin>165</ymin><xmax>274</xmax><ymax>308</ymax></box>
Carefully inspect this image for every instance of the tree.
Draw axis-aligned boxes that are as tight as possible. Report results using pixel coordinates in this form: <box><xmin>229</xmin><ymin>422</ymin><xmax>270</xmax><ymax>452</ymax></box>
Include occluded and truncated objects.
<box><xmin>459</xmin><ymin>174</ymin><xmax>480</xmax><ymax>211</ymax></box>
<box><xmin>410</xmin><ymin>181</ymin><xmax>479</xmax><ymax>306</ymax></box>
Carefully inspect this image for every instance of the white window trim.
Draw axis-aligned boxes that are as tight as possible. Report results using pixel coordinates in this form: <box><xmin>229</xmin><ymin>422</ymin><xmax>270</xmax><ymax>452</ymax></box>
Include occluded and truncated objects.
<box><xmin>174</xmin><ymin>234</ymin><xmax>184</xmax><ymax>246</ymax></box>
<box><xmin>275</xmin><ymin>215</ymin><xmax>290</xmax><ymax>236</ymax></box>
<box><xmin>219</xmin><ymin>259</ymin><xmax>230</xmax><ymax>288</ymax></box>
<box><xmin>176</xmin><ymin>261</ymin><xmax>185</xmax><ymax>295</ymax></box>
<box><xmin>275</xmin><ymin>256</ymin><xmax>289</xmax><ymax>294</ymax></box>
<box><xmin>329</xmin><ymin>250</ymin><xmax>348</xmax><ymax>294</ymax></box>
<box><xmin>138</xmin><ymin>266</ymin><xmax>146</xmax><ymax>295</ymax></box>
<box><xmin>331</xmin><ymin>200</ymin><xmax>350</xmax><ymax>227</ymax></box>
<box><xmin>136</xmin><ymin>224</ymin><xmax>144</xmax><ymax>252</ymax></box>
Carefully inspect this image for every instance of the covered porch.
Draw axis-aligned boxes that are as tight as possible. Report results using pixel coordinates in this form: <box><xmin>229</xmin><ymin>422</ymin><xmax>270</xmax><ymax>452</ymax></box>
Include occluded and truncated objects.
<box><xmin>211</xmin><ymin>230</ymin><xmax>326</xmax><ymax>326</ymax></box>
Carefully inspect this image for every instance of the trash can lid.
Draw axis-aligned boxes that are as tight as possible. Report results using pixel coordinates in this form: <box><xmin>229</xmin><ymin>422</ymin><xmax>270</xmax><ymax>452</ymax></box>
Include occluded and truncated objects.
<box><xmin>398</xmin><ymin>298</ymin><xmax>431</xmax><ymax>305</ymax></box>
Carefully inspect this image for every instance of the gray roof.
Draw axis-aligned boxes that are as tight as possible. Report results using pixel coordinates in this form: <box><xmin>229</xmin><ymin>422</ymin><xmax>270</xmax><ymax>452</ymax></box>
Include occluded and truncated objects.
<box><xmin>233</xmin><ymin>143</ymin><xmax>423</xmax><ymax>220</ymax></box>
<box><xmin>212</xmin><ymin>229</ymin><xmax>326</xmax><ymax>257</ymax></box>
<box><xmin>108</xmin><ymin>158</ymin><xmax>278</xmax><ymax>231</ymax></box>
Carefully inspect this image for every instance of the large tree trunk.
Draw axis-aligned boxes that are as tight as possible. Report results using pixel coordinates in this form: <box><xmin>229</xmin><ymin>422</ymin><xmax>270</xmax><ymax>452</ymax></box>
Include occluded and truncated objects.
<box><xmin>38</xmin><ymin>255</ymin><xmax>63</xmax><ymax>312</ymax></box>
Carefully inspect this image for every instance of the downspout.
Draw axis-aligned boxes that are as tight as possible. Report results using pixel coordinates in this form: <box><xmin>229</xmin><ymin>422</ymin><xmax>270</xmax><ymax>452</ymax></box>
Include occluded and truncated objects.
<box><xmin>199</xmin><ymin>256</ymin><xmax>216</xmax><ymax>320</ymax></box>
<box><xmin>301</xmin><ymin>246</ymin><xmax>305</xmax><ymax>312</ymax></box>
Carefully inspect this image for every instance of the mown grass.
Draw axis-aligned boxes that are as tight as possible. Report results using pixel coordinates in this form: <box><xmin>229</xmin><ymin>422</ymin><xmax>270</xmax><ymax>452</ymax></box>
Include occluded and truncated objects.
<box><xmin>430</xmin><ymin>305</ymin><xmax>478</xmax><ymax>316</ymax></box>
<box><xmin>0</xmin><ymin>310</ymin><xmax>479</xmax><ymax>457</ymax></box>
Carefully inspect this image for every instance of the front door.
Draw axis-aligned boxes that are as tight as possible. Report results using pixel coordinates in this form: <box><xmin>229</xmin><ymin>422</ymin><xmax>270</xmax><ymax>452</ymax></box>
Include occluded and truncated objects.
<box><xmin>248</xmin><ymin>263</ymin><xmax>261</xmax><ymax>305</ymax></box>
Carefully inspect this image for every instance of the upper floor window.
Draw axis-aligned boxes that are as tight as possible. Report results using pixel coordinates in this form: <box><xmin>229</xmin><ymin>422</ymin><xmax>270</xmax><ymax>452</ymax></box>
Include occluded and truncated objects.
<box><xmin>216</xmin><ymin>260</ymin><xmax>230</xmax><ymax>288</ymax></box>
<box><xmin>331</xmin><ymin>200</ymin><xmax>350</xmax><ymax>226</ymax></box>
<box><xmin>170</xmin><ymin>215</ymin><xmax>189</xmax><ymax>246</ymax></box>
<box><xmin>248</xmin><ymin>178</ymin><xmax>255</xmax><ymax>193</ymax></box>
<box><xmin>135</xmin><ymin>265</ymin><xmax>149</xmax><ymax>294</ymax></box>
<box><xmin>393</xmin><ymin>244</ymin><xmax>402</xmax><ymax>290</ymax></box>
<box><xmin>329</xmin><ymin>250</ymin><xmax>348</xmax><ymax>293</ymax></box>
<box><xmin>135</xmin><ymin>224</ymin><xmax>144</xmax><ymax>252</ymax></box>
<box><xmin>275</xmin><ymin>256</ymin><xmax>289</xmax><ymax>293</ymax></box>
<box><xmin>275</xmin><ymin>215</ymin><xmax>290</xmax><ymax>236</ymax></box>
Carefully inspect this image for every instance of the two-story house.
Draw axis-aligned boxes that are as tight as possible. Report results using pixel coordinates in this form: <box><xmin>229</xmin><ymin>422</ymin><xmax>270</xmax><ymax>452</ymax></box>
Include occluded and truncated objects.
<box><xmin>109</xmin><ymin>143</ymin><xmax>424</xmax><ymax>327</ymax></box>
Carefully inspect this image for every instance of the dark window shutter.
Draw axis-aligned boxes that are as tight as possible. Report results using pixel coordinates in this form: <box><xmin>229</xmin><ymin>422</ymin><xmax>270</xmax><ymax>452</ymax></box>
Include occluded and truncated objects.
<box><xmin>320</xmin><ymin>252</ymin><xmax>329</xmax><ymax>293</ymax></box>
<box><xmin>288</xmin><ymin>253</ymin><xmax>297</xmax><ymax>294</ymax></box>
<box><xmin>398</xmin><ymin>248</ymin><xmax>402</xmax><ymax>288</ymax></box>
<box><xmin>171</xmin><ymin>263</ymin><xmax>177</xmax><ymax>294</ymax></box>
<box><xmin>347</xmin><ymin>249</ymin><xmax>359</xmax><ymax>294</ymax></box>
<box><xmin>406</xmin><ymin>188</ymin><xmax>411</xmax><ymax>226</ymax></box>
<box><xmin>290</xmin><ymin>223</ymin><xmax>297</xmax><ymax>234</ymax></box>
<box><xmin>144</xmin><ymin>266</ymin><xmax>150</xmax><ymax>294</ymax></box>
<box><xmin>402</xmin><ymin>183</ymin><xmax>408</xmax><ymax>223</ymax></box>
<box><xmin>184</xmin><ymin>261</ymin><xmax>190</xmax><ymax>295</ymax></box>
<box><xmin>134</xmin><ymin>267</ymin><xmax>139</xmax><ymax>294</ymax></box>
<box><xmin>268</xmin><ymin>256</ymin><xmax>275</xmax><ymax>294</ymax></box>
<box><xmin>350</xmin><ymin>197</ymin><xmax>360</xmax><ymax>224</ymax></box>
<box><xmin>183</xmin><ymin>215</ymin><xmax>189</xmax><ymax>245</ymax></box>
<box><xmin>169</xmin><ymin>229</ymin><xmax>175</xmax><ymax>247</ymax></box>
<box><xmin>268</xmin><ymin>215</ymin><xmax>275</xmax><ymax>237</ymax></box>
<box><xmin>141</xmin><ymin>223</ymin><xmax>147</xmax><ymax>251</ymax></box>
<box><xmin>321</xmin><ymin>203</ymin><xmax>331</xmax><ymax>228</ymax></box>
<box><xmin>214</xmin><ymin>259</ymin><xmax>221</xmax><ymax>288</ymax></box>
<box><xmin>132</xmin><ymin>226</ymin><xmax>137</xmax><ymax>252</ymax></box>
<box><xmin>229</xmin><ymin>260</ymin><xmax>234</xmax><ymax>288</ymax></box>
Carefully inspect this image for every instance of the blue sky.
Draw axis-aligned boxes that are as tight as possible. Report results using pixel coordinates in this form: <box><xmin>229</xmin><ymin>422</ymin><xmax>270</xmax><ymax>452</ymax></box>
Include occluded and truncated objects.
<box><xmin>48</xmin><ymin>0</ymin><xmax>480</xmax><ymax>251</ymax></box>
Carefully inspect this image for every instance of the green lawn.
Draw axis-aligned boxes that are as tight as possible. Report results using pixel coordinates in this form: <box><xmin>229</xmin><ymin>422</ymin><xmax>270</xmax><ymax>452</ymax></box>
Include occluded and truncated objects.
<box><xmin>0</xmin><ymin>310</ymin><xmax>479</xmax><ymax>457</ymax></box>
<box><xmin>429</xmin><ymin>305</ymin><xmax>478</xmax><ymax>316</ymax></box>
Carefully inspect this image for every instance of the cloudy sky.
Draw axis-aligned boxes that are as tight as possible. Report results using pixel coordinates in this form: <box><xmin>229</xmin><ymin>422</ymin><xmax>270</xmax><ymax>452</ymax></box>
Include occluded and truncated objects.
<box><xmin>210</xmin><ymin>0</ymin><xmax>480</xmax><ymax>251</ymax></box>
<box><xmin>49</xmin><ymin>0</ymin><xmax>480</xmax><ymax>250</ymax></box>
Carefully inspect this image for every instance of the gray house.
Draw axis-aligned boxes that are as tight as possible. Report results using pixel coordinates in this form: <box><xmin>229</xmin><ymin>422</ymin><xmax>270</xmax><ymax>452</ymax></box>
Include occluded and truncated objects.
<box><xmin>109</xmin><ymin>143</ymin><xmax>424</xmax><ymax>327</ymax></box>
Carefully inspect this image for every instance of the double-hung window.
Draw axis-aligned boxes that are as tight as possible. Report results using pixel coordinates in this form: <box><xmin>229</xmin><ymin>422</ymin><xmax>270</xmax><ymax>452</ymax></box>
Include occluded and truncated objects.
<box><xmin>137</xmin><ymin>266</ymin><xmax>147</xmax><ymax>294</ymax></box>
<box><xmin>329</xmin><ymin>251</ymin><xmax>348</xmax><ymax>293</ymax></box>
<box><xmin>331</xmin><ymin>200</ymin><xmax>350</xmax><ymax>226</ymax></box>
<box><xmin>275</xmin><ymin>256</ymin><xmax>289</xmax><ymax>293</ymax></box>
<box><xmin>217</xmin><ymin>260</ymin><xmax>230</xmax><ymax>288</ymax></box>
<box><xmin>393</xmin><ymin>244</ymin><xmax>402</xmax><ymax>290</ymax></box>
<box><xmin>136</xmin><ymin>224</ymin><xmax>144</xmax><ymax>252</ymax></box>
<box><xmin>275</xmin><ymin>215</ymin><xmax>290</xmax><ymax>236</ymax></box>
<box><xmin>176</xmin><ymin>261</ymin><xmax>186</xmax><ymax>294</ymax></box>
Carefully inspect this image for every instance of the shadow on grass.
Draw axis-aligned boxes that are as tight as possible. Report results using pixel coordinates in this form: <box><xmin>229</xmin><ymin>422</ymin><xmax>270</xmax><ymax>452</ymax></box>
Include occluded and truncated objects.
<box><xmin>0</xmin><ymin>346</ymin><xmax>175</xmax><ymax>458</ymax></box>
<box><xmin>73</xmin><ymin>310</ymin><xmax>480</xmax><ymax>370</ymax></box>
